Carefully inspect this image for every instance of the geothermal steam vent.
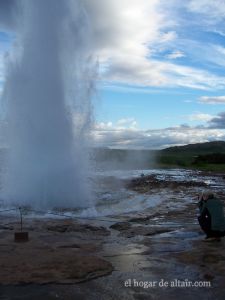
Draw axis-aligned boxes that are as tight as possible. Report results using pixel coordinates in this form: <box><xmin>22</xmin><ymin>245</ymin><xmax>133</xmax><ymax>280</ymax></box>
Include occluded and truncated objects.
<box><xmin>1</xmin><ymin>0</ymin><xmax>95</xmax><ymax>208</ymax></box>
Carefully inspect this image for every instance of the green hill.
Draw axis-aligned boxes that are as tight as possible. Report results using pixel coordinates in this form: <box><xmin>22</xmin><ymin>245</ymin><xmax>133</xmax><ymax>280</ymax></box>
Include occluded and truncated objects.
<box><xmin>156</xmin><ymin>141</ymin><xmax>225</xmax><ymax>170</ymax></box>
<box><xmin>160</xmin><ymin>141</ymin><xmax>225</xmax><ymax>155</ymax></box>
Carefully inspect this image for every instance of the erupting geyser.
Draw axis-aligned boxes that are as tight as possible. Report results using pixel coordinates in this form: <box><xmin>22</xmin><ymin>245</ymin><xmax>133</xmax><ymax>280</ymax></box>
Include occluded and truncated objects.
<box><xmin>1</xmin><ymin>0</ymin><xmax>95</xmax><ymax>208</ymax></box>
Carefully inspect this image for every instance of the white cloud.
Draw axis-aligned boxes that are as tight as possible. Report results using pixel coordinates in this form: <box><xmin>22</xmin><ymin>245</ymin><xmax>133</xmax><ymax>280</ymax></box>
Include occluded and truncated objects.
<box><xmin>167</xmin><ymin>39</ymin><xmax>225</xmax><ymax>72</ymax></box>
<box><xmin>187</xmin><ymin>0</ymin><xmax>225</xmax><ymax>22</ymax></box>
<box><xmin>212</xmin><ymin>30</ymin><xmax>225</xmax><ymax>37</ymax></box>
<box><xmin>84</xmin><ymin>0</ymin><xmax>164</xmax><ymax>61</ymax></box>
<box><xmin>83</xmin><ymin>0</ymin><xmax>225</xmax><ymax>90</ymax></box>
<box><xmin>166</xmin><ymin>63</ymin><xmax>225</xmax><ymax>90</ymax></box>
<box><xmin>1</xmin><ymin>0</ymin><xmax>225</xmax><ymax>91</ymax></box>
<box><xmin>167</xmin><ymin>50</ymin><xmax>185</xmax><ymax>60</ymax></box>
<box><xmin>214</xmin><ymin>45</ymin><xmax>225</xmax><ymax>56</ymax></box>
<box><xmin>103</xmin><ymin>57</ymin><xmax>168</xmax><ymax>87</ymax></box>
<box><xmin>160</xmin><ymin>31</ymin><xmax>177</xmax><ymax>43</ymax></box>
<box><xmin>92</xmin><ymin>121</ymin><xmax>225</xmax><ymax>149</ymax></box>
<box><xmin>188</xmin><ymin>113</ymin><xmax>214</xmax><ymax>122</ymax></box>
<box><xmin>96</xmin><ymin>122</ymin><xmax>113</xmax><ymax>130</ymax></box>
<box><xmin>117</xmin><ymin>118</ymin><xmax>137</xmax><ymax>129</ymax></box>
<box><xmin>95</xmin><ymin>118</ymin><xmax>138</xmax><ymax>131</ymax></box>
<box><xmin>103</xmin><ymin>56</ymin><xmax>225</xmax><ymax>90</ymax></box>
<box><xmin>199</xmin><ymin>96</ymin><xmax>225</xmax><ymax>104</ymax></box>
<box><xmin>205</xmin><ymin>45</ymin><xmax>225</xmax><ymax>67</ymax></box>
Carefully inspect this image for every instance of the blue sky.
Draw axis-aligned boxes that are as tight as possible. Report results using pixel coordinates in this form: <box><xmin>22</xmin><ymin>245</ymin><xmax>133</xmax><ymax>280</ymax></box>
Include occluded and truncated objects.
<box><xmin>1</xmin><ymin>0</ymin><xmax>225</xmax><ymax>149</ymax></box>
<box><xmin>97</xmin><ymin>88</ymin><xmax>225</xmax><ymax>129</ymax></box>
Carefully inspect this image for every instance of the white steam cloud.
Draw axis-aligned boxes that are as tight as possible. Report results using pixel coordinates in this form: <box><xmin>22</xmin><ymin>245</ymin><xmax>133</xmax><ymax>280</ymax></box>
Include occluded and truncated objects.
<box><xmin>1</xmin><ymin>0</ymin><xmax>95</xmax><ymax>208</ymax></box>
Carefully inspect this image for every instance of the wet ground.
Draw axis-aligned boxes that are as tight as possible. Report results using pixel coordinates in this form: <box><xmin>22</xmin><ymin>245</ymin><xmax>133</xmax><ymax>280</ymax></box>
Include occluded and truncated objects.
<box><xmin>0</xmin><ymin>169</ymin><xmax>225</xmax><ymax>299</ymax></box>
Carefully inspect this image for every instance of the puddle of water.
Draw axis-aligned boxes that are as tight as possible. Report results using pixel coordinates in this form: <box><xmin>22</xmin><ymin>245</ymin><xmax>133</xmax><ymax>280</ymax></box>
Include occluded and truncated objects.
<box><xmin>158</xmin><ymin>230</ymin><xmax>200</xmax><ymax>239</ymax></box>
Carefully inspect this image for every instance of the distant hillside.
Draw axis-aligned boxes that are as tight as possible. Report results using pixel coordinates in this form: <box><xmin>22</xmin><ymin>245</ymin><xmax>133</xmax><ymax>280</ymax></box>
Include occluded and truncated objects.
<box><xmin>156</xmin><ymin>141</ymin><xmax>225</xmax><ymax>170</ymax></box>
<box><xmin>91</xmin><ymin>141</ymin><xmax>225</xmax><ymax>170</ymax></box>
<box><xmin>160</xmin><ymin>141</ymin><xmax>225</xmax><ymax>155</ymax></box>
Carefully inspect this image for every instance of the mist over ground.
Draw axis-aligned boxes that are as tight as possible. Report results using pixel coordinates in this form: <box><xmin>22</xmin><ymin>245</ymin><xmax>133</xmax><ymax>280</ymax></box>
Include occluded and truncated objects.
<box><xmin>91</xmin><ymin>148</ymin><xmax>157</xmax><ymax>170</ymax></box>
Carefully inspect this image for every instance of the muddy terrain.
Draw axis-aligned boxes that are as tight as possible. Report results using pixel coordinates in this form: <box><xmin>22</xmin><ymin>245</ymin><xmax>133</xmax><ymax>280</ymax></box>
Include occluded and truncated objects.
<box><xmin>0</xmin><ymin>170</ymin><xmax>225</xmax><ymax>299</ymax></box>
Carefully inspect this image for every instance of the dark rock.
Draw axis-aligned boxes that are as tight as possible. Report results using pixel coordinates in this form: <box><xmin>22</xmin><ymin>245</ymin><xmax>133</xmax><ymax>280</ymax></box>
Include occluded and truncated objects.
<box><xmin>110</xmin><ymin>222</ymin><xmax>131</xmax><ymax>231</ymax></box>
<box><xmin>129</xmin><ymin>216</ymin><xmax>152</xmax><ymax>223</ymax></box>
<box><xmin>45</xmin><ymin>221</ymin><xmax>110</xmax><ymax>236</ymax></box>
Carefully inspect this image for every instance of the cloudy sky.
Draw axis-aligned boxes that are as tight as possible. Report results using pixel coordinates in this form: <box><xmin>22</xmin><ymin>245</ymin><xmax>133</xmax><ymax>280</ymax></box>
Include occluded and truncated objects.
<box><xmin>1</xmin><ymin>0</ymin><xmax>225</xmax><ymax>149</ymax></box>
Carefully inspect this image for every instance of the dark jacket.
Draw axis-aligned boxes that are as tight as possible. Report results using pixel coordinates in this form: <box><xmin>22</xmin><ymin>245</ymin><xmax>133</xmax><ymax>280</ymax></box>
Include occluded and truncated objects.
<box><xmin>198</xmin><ymin>198</ymin><xmax>225</xmax><ymax>231</ymax></box>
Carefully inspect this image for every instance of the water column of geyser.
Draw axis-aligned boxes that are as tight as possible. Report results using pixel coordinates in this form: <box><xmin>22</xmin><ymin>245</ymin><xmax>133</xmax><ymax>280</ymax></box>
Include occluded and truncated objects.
<box><xmin>1</xmin><ymin>0</ymin><xmax>95</xmax><ymax>208</ymax></box>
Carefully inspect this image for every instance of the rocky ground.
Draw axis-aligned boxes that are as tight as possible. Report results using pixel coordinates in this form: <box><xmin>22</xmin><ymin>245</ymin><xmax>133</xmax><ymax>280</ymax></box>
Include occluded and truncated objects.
<box><xmin>0</xmin><ymin>171</ymin><xmax>225</xmax><ymax>299</ymax></box>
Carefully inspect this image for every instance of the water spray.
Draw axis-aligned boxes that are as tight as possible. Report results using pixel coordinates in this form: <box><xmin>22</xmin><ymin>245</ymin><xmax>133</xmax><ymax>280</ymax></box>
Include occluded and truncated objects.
<box><xmin>1</xmin><ymin>0</ymin><xmax>95</xmax><ymax>209</ymax></box>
